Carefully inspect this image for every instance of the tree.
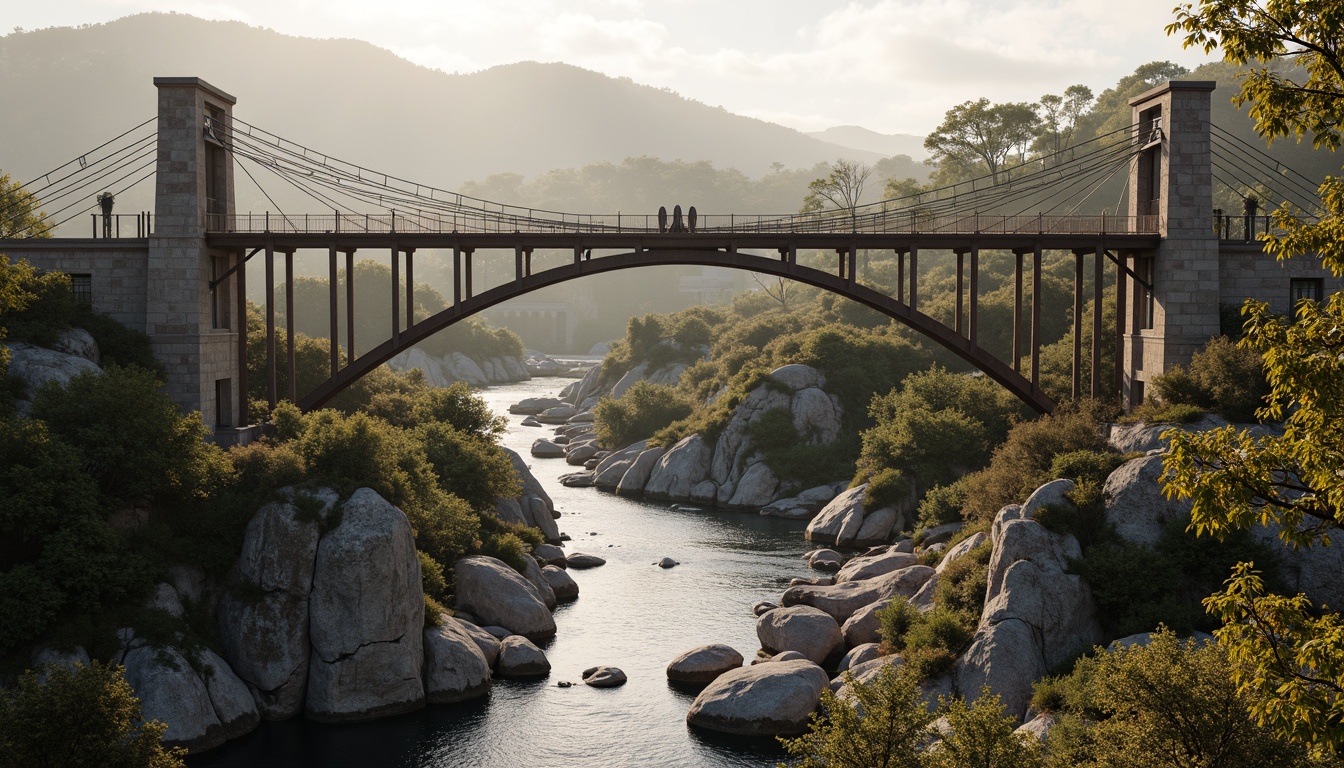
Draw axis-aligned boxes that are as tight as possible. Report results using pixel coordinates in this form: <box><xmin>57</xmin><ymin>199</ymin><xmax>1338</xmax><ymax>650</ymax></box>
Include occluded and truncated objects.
<box><xmin>0</xmin><ymin>661</ymin><xmax>186</xmax><ymax>768</ymax></box>
<box><xmin>1161</xmin><ymin>0</ymin><xmax>1344</xmax><ymax>754</ymax></box>
<box><xmin>924</xmin><ymin>99</ymin><xmax>1041</xmax><ymax>184</ymax></box>
<box><xmin>801</xmin><ymin>159</ymin><xmax>873</xmax><ymax>230</ymax></box>
<box><xmin>1036</xmin><ymin>85</ymin><xmax>1095</xmax><ymax>156</ymax></box>
<box><xmin>779</xmin><ymin>665</ymin><xmax>934</xmax><ymax>768</ymax></box>
<box><xmin>926</xmin><ymin>690</ymin><xmax>1044</xmax><ymax>768</ymax></box>
<box><xmin>0</xmin><ymin>172</ymin><xmax>51</xmax><ymax>239</ymax></box>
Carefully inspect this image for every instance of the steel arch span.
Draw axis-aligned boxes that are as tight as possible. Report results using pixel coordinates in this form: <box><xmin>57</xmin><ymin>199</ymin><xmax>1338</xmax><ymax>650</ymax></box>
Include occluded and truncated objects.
<box><xmin>295</xmin><ymin>247</ymin><xmax>1057</xmax><ymax>414</ymax></box>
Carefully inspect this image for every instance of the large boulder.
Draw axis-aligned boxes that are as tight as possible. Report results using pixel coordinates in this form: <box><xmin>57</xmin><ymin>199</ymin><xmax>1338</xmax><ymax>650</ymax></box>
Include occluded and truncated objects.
<box><xmin>496</xmin><ymin>636</ymin><xmax>551</xmax><ymax>678</ymax></box>
<box><xmin>840</xmin><ymin>597</ymin><xmax>894</xmax><ymax>647</ymax></box>
<box><xmin>1021</xmin><ymin>479</ymin><xmax>1076</xmax><ymax>520</ymax></box>
<box><xmin>957</xmin><ymin>508</ymin><xmax>1102</xmax><ymax>722</ymax></box>
<box><xmin>521</xmin><ymin>555</ymin><xmax>558</xmax><ymax>610</ymax></box>
<box><xmin>644</xmin><ymin>434</ymin><xmax>713</xmax><ymax>500</ymax></box>
<box><xmin>936</xmin><ymin>532</ymin><xmax>989</xmax><ymax>575</ymax></box>
<box><xmin>835</xmin><ymin>551</ymin><xmax>919</xmax><ymax>584</ymax></box>
<box><xmin>53</xmin><ymin>328</ymin><xmax>100</xmax><ymax>363</ymax></box>
<box><xmin>449</xmin><ymin>617</ymin><xmax>501</xmax><ymax>668</ymax></box>
<box><xmin>616</xmin><ymin>446</ymin><xmax>666</xmax><ymax>496</ymax></box>
<box><xmin>756</xmin><ymin>606</ymin><xmax>843</xmax><ymax>665</ymax></box>
<box><xmin>423</xmin><ymin>619</ymin><xmax>492</xmax><ymax>703</ymax></box>
<box><xmin>542</xmin><ymin>565</ymin><xmax>579</xmax><ymax>601</ymax></box>
<box><xmin>854</xmin><ymin>506</ymin><xmax>899</xmax><ymax>547</ymax></box>
<box><xmin>217</xmin><ymin>489</ymin><xmax>333</xmax><ymax>720</ymax></box>
<box><xmin>498</xmin><ymin>448</ymin><xmax>561</xmax><ymax>544</ymax></box>
<box><xmin>667</xmin><ymin>644</ymin><xmax>745</xmax><ymax>684</ymax></box>
<box><xmin>1104</xmin><ymin>455</ymin><xmax>1189</xmax><ymax>548</ymax></box>
<box><xmin>726</xmin><ymin>461</ymin><xmax>780</xmax><ymax>509</ymax></box>
<box><xmin>686</xmin><ymin>659</ymin><xmax>830</xmax><ymax>736</ymax></box>
<box><xmin>806</xmin><ymin>485</ymin><xmax>868</xmax><ymax>546</ymax></box>
<box><xmin>123</xmin><ymin>645</ymin><xmax>258</xmax><ymax>753</ymax></box>
<box><xmin>592</xmin><ymin>441</ymin><xmax>648</xmax><ymax>488</ymax></box>
<box><xmin>306</xmin><ymin>489</ymin><xmax>426</xmax><ymax>722</ymax></box>
<box><xmin>783</xmin><ymin>565</ymin><xmax>935</xmax><ymax>624</ymax></box>
<box><xmin>2</xmin><ymin>342</ymin><xmax>101</xmax><ymax>396</ymax></box>
<box><xmin>454</xmin><ymin>556</ymin><xmax>557</xmax><ymax>641</ymax></box>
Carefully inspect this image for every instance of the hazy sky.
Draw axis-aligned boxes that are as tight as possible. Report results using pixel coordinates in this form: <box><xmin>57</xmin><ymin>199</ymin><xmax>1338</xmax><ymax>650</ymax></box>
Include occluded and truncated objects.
<box><xmin>9</xmin><ymin>0</ymin><xmax>1217</xmax><ymax>135</ymax></box>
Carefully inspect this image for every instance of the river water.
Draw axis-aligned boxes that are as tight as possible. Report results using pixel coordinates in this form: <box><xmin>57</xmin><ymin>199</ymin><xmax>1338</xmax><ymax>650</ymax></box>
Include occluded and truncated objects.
<box><xmin>193</xmin><ymin>377</ymin><xmax>815</xmax><ymax>768</ymax></box>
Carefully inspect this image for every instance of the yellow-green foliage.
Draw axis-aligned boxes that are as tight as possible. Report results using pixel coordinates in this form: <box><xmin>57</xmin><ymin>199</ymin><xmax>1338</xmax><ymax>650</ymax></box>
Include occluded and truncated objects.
<box><xmin>779</xmin><ymin>664</ymin><xmax>934</xmax><ymax>768</ymax></box>
<box><xmin>0</xmin><ymin>661</ymin><xmax>186</xmax><ymax>768</ymax></box>
<box><xmin>594</xmin><ymin>380</ymin><xmax>693</xmax><ymax>449</ymax></box>
<box><xmin>1152</xmin><ymin>336</ymin><xmax>1268</xmax><ymax>423</ymax></box>
<box><xmin>1033</xmin><ymin>628</ymin><xmax>1312</xmax><ymax>767</ymax></box>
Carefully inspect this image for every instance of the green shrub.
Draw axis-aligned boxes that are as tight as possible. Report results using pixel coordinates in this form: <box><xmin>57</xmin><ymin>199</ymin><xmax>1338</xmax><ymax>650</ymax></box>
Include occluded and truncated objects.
<box><xmin>31</xmin><ymin>366</ymin><xmax>231</xmax><ymax>506</ymax></box>
<box><xmin>1124</xmin><ymin>400</ymin><xmax>1206</xmax><ymax>424</ymax></box>
<box><xmin>904</xmin><ymin>606</ymin><xmax>973</xmax><ymax>658</ymax></box>
<box><xmin>927</xmin><ymin>689</ymin><xmax>1044</xmax><ymax>768</ymax></box>
<box><xmin>779</xmin><ymin>664</ymin><xmax>935</xmax><ymax>768</ymax></box>
<box><xmin>76</xmin><ymin>311</ymin><xmax>158</xmax><ymax>371</ymax></box>
<box><xmin>916</xmin><ymin>479</ymin><xmax>970</xmax><ymax>529</ymax></box>
<box><xmin>1038</xmin><ymin>628</ymin><xmax>1311</xmax><ymax>767</ymax></box>
<box><xmin>959</xmin><ymin>400</ymin><xmax>1112</xmax><ymax>523</ymax></box>
<box><xmin>594</xmin><ymin>380</ymin><xmax>694</xmax><ymax>449</ymax></box>
<box><xmin>934</xmin><ymin>541</ymin><xmax>992</xmax><ymax>618</ymax></box>
<box><xmin>1152</xmin><ymin>336</ymin><xmax>1268</xmax><ymax>423</ymax></box>
<box><xmin>865</xmin><ymin>468</ymin><xmax>911</xmax><ymax>513</ymax></box>
<box><xmin>416</xmin><ymin>422</ymin><xmax>520</xmax><ymax>511</ymax></box>
<box><xmin>419</xmin><ymin>550</ymin><xmax>448</xmax><ymax>602</ymax></box>
<box><xmin>0</xmin><ymin>661</ymin><xmax>186</xmax><ymax>768</ymax></box>
<box><xmin>1050</xmin><ymin>450</ymin><xmax>1127</xmax><ymax>487</ymax></box>
<box><xmin>876</xmin><ymin>597</ymin><xmax>921</xmax><ymax>652</ymax></box>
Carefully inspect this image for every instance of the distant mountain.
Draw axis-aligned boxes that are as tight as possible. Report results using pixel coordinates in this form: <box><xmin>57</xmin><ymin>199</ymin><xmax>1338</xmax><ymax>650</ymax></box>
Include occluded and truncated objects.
<box><xmin>0</xmin><ymin>12</ymin><xmax>884</xmax><ymax>208</ymax></box>
<box><xmin>807</xmin><ymin>126</ymin><xmax>928</xmax><ymax>161</ymax></box>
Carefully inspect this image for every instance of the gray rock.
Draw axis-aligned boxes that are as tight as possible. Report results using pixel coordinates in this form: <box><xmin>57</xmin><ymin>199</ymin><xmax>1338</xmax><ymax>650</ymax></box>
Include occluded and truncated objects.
<box><xmin>496</xmin><ymin>636</ymin><xmax>550</xmax><ymax>678</ymax></box>
<box><xmin>910</xmin><ymin>573</ymin><xmax>939</xmax><ymax>610</ymax></box>
<box><xmin>531</xmin><ymin>439</ymin><xmax>567</xmax><ymax>458</ymax></box>
<box><xmin>144</xmin><ymin>582</ymin><xmax>185</xmax><ymax>617</ymax></box>
<box><xmin>808</xmin><ymin>549</ymin><xmax>844</xmax><ymax>572</ymax></box>
<box><xmin>806</xmin><ymin>485</ymin><xmax>867</xmax><ymax>546</ymax></box>
<box><xmin>1016</xmin><ymin>712</ymin><xmax>1057</xmax><ymax>743</ymax></box>
<box><xmin>542</xmin><ymin>565</ymin><xmax>579</xmax><ymax>601</ymax></box>
<box><xmin>992</xmin><ymin>504</ymin><xmax>1026</xmax><ymax>546</ymax></box>
<box><xmin>727</xmin><ymin>462</ymin><xmax>780</xmax><ymax>509</ymax></box>
<box><xmin>768</xmin><ymin>651</ymin><xmax>808</xmax><ymax>662</ymax></box>
<box><xmin>686</xmin><ymin>659</ymin><xmax>830</xmax><ymax>736</ymax></box>
<box><xmin>835</xmin><ymin>551</ymin><xmax>919</xmax><ymax>583</ymax></box>
<box><xmin>690</xmin><ymin>479</ymin><xmax>720</xmax><ymax>505</ymax></box>
<box><xmin>167</xmin><ymin>564</ymin><xmax>207</xmax><ymax>605</ymax></box>
<box><xmin>582</xmin><ymin>665</ymin><xmax>627</xmax><ymax>687</ymax></box>
<box><xmin>566</xmin><ymin>552</ymin><xmax>606</xmax><ymax>569</ymax></box>
<box><xmin>445</xmin><ymin>616</ymin><xmax>500</xmax><ymax>668</ymax></box>
<box><xmin>123</xmin><ymin>645</ymin><xmax>257</xmax><ymax>753</ymax></box>
<box><xmin>752</xmin><ymin>601</ymin><xmax>779</xmax><ymax>616</ymax></box>
<box><xmin>53</xmin><ymin>328</ymin><xmax>100</xmax><ymax>363</ymax></box>
<box><xmin>919</xmin><ymin>521</ymin><xmax>964</xmax><ymax>547</ymax></box>
<box><xmin>1021</xmin><ymin>478</ymin><xmax>1077</xmax><ymax>520</ymax></box>
<box><xmin>840</xmin><ymin>597</ymin><xmax>893</xmax><ymax>647</ymax></box>
<box><xmin>454</xmin><ymin>556</ymin><xmax>556</xmax><ymax>641</ymax></box>
<box><xmin>835</xmin><ymin>654</ymin><xmax>904</xmax><ymax>699</ymax></box>
<box><xmin>2</xmin><ymin>342</ymin><xmax>101</xmax><ymax>397</ymax></box>
<box><xmin>616</xmin><ymin>446</ymin><xmax>667</xmax><ymax>496</ymax></box>
<box><xmin>1106</xmin><ymin>415</ymin><xmax>1232</xmax><ymax>454</ymax></box>
<box><xmin>199</xmin><ymin>649</ymin><xmax>260</xmax><ymax>745</ymax></box>
<box><xmin>936</xmin><ymin>532</ymin><xmax>990</xmax><ymax>575</ymax></box>
<box><xmin>306</xmin><ymin>489</ymin><xmax>425</xmax><ymax>723</ymax></box>
<box><xmin>521</xmin><ymin>555</ymin><xmax>557</xmax><ymax>610</ymax></box>
<box><xmin>783</xmin><ymin>565</ymin><xmax>935</xmax><ymax>624</ymax></box>
<box><xmin>217</xmin><ymin>490</ymin><xmax>331</xmax><ymax>720</ymax></box>
<box><xmin>756</xmin><ymin>606</ymin><xmax>843</xmax><ymax>665</ymax></box>
<box><xmin>667</xmin><ymin>644</ymin><xmax>744</xmax><ymax>684</ymax></box>
<box><xmin>30</xmin><ymin>645</ymin><xmax>91</xmax><ymax>681</ymax></box>
<box><xmin>791</xmin><ymin>386</ymin><xmax>843</xmax><ymax>445</ymax></box>
<box><xmin>769</xmin><ymin>363</ymin><xmax>826</xmax><ymax>391</ymax></box>
<box><xmin>423</xmin><ymin>619</ymin><xmax>492</xmax><ymax>703</ymax></box>
<box><xmin>1104</xmin><ymin>455</ymin><xmax>1188</xmax><ymax>548</ymax></box>
<box><xmin>836</xmin><ymin>643</ymin><xmax>885</xmax><ymax>674</ymax></box>
<box><xmin>535</xmin><ymin>543</ymin><xmax>567</xmax><ymax>567</ymax></box>
<box><xmin>854</xmin><ymin>506</ymin><xmax>898</xmax><ymax>547</ymax></box>
<box><xmin>657</xmin><ymin>557</ymin><xmax>679</xmax><ymax>568</ymax></box>
<box><xmin>592</xmin><ymin>442</ymin><xmax>648</xmax><ymax>488</ymax></box>
<box><xmin>955</xmin><ymin>619</ymin><xmax>1045</xmax><ymax>725</ymax></box>
<box><xmin>538</xmin><ymin>405</ymin><xmax>579</xmax><ymax>424</ymax></box>
<box><xmin>645</xmin><ymin>435</ymin><xmax>713</xmax><ymax>500</ymax></box>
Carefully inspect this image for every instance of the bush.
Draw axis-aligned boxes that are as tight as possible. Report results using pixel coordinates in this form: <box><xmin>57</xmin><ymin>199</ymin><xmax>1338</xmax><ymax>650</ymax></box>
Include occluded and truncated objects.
<box><xmin>31</xmin><ymin>366</ymin><xmax>232</xmax><ymax>506</ymax></box>
<box><xmin>865</xmin><ymin>468</ymin><xmax>912</xmax><ymax>513</ymax></box>
<box><xmin>926</xmin><ymin>689</ymin><xmax>1044</xmax><ymax>768</ymax></box>
<box><xmin>876</xmin><ymin>598</ymin><xmax>921</xmax><ymax>652</ymax></box>
<box><xmin>0</xmin><ymin>661</ymin><xmax>186</xmax><ymax>768</ymax></box>
<box><xmin>917</xmin><ymin>479</ymin><xmax>970</xmax><ymax>529</ymax></box>
<box><xmin>959</xmin><ymin>400</ymin><xmax>1111</xmax><ymax>523</ymax></box>
<box><xmin>1152</xmin><ymin>336</ymin><xmax>1268</xmax><ymax>422</ymax></box>
<box><xmin>1038</xmin><ymin>628</ymin><xmax>1311</xmax><ymax>767</ymax></box>
<box><xmin>1076</xmin><ymin>520</ymin><xmax>1280</xmax><ymax>638</ymax></box>
<box><xmin>934</xmin><ymin>541</ymin><xmax>992</xmax><ymax>619</ymax></box>
<box><xmin>1050</xmin><ymin>450</ymin><xmax>1127</xmax><ymax>487</ymax></box>
<box><xmin>779</xmin><ymin>664</ymin><xmax>934</xmax><ymax>768</ymax></box>
<box><xmin>594</xmin><ymin>380</ymin><xmax>693</xmax><ymax>449</ymax></box>
<box><xmin>416</xmin><ymin>422</ymin><xmax>520</xmax><ymax>511</ymax></box>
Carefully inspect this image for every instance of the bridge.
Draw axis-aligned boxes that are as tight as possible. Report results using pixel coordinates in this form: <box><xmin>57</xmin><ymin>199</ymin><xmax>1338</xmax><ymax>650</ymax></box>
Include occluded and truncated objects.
<box><xmin>1</xmin><ymin>77</ymin><xmax>1337</xmax><ymax>441</ymax></box>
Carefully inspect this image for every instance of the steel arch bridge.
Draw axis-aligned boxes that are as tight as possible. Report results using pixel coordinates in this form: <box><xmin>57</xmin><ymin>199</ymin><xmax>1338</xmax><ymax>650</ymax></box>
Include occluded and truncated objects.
<box><xmin>207</xmin><ymin>227</ymin><xmax>1159</xmax><ymax>418</ymax></box>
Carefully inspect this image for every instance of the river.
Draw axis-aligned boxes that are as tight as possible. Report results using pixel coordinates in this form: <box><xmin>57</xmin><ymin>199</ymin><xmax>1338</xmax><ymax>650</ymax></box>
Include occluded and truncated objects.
<box><xmin>192</xmin><ymin>377</ymin><xmax>816</xmax><ymax>767</ymax></box>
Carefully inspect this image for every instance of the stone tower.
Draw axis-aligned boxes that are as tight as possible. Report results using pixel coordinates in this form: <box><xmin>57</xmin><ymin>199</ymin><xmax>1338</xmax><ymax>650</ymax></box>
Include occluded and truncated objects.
<box><xmin>148</xmin><ymin>77</ymin><xmax>243</xmax><ymax>429</ymax></box>
<box><xmin>1122</xmin><ymin>80</ymin><xmax>1220</xmax><ymax>405</ymax></box>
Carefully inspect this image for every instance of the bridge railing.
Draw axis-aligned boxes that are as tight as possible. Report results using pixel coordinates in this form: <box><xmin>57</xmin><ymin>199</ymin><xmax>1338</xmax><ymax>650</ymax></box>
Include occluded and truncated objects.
<box><xmin>205</xmin><ymin>211</ymin><xmax>1161</xmax><ymax>236</ymax></box>
<box><xmin>88</xmin><ymin>212</ymin><xmax>153</xmax><ymax>238</ymax></box>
